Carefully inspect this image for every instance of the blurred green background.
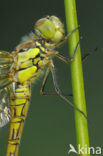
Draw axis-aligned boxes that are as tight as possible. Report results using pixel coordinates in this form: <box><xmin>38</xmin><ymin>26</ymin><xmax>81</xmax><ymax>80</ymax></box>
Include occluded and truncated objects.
<box><xmin>0</xmin><ymin>0</ymin><xmax>103</xmax><ymax>156</ymax></box>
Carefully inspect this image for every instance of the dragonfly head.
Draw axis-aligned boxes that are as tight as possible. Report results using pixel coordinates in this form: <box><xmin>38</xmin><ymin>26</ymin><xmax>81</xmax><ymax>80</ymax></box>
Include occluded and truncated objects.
<box><xmin>34</xmin><ymin>16</ymin><xmax>65</xmax><ymax>43</ymax></box>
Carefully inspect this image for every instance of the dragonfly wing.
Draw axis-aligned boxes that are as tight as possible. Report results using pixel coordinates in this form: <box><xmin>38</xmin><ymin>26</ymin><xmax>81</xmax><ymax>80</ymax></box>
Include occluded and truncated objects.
<box><xmin>0</xmin><ymin>51</ymin><xmax>14</xmax><ymax>89</ymax></box>
<box><xmin>0</xmin><ymin>64</ymin><xmax>11</xmax><ymax>75</ymax></box>
<box><xmin>0</xmin><ymin>87</ymin><xmax>11</xmax><ymax>127</ymax></box>
<box><xmin>0</xmin><ymin>51</ymin><xmax>13</xmax><ymax>64</ymax></box>
<box><xmin>0</xmin><ymin>51</ymin><xmax>13</xmax><ymax>127</ymax></box>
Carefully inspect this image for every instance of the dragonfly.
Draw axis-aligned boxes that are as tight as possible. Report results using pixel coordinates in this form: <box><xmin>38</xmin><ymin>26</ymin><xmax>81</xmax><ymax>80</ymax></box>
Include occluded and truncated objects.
<box><xmin>0</xmin><ymin>15</ymin><xmax>87</xmax><ymax>156</ymax></box>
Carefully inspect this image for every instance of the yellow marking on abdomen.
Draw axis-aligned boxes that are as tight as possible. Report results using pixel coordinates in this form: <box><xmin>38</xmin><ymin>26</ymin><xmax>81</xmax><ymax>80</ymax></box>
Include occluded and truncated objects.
<box><xmin>6</xmin><ymin>85</ymin><xmax>30</xmax><ymax>156</ymax></box>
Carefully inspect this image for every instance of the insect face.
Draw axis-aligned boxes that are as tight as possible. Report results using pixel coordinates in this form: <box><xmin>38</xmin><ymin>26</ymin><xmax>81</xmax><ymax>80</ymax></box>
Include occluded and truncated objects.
<box><xmin>34</xmin><ymin>16</ymin><xmax>65</xmax><ymax>43</ymax></box>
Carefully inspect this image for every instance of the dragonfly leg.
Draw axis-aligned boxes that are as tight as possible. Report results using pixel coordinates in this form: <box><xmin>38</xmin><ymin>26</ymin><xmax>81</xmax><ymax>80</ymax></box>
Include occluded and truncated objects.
<box><xmin>50</xmin><ymin>64</ymin><xmax>87</xmax><ymax>119</ymax></box>
<box><xmin>53</xmin><ymin>40</ymin><xmax>80</xmax><ymax>64</ymax></box>
<box><xmin>40</xmin><ymin>65</ymin><xmax>51</xmax><ymax>96</ymax></box>
<box><xmin>53</xmin><ymin>42</ymin><xmax>97</xmax><ymax>64</ymax></box>
<box><xmin>82</xmin><ymin>47</ymin><xmax>97</xmax><ymax>62</ymax></box>
<box><xmin>40</xmin><ymin>65</ymin><xmax>72</xmax><ymax>97</ymax></box>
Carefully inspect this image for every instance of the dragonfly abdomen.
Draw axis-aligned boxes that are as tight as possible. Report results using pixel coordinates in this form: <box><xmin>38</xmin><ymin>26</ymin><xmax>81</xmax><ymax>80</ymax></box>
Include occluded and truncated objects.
<box><xmin>6</xmin><ymin>85</ymin><xmax>30</xmax><ymax>156</ymax></box>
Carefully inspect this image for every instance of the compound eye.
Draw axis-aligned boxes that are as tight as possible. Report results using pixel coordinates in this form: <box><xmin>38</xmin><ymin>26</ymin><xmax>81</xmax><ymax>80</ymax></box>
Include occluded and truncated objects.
<box><xmin>34</xmin><ymin>17</ymin><xmax>55</xmax><ymax>40</ymax></box>
<box><xmin>49</xmin><ymin>16</ymin><xmax>65</xmax><ymax>42</ymax></box>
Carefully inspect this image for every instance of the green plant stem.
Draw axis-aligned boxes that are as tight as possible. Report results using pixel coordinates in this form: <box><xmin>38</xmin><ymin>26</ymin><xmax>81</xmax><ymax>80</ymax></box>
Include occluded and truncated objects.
<box><xmin>64</xmin><ymin>0</ymin><xmax>90</xmax><ymax>155</ymax></box>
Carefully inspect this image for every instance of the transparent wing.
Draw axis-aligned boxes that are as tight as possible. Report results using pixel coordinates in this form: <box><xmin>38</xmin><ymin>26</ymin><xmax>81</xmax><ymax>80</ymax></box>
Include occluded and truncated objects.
<box><xmin>0</xmin><ymin>51</ymin><xmax>13</xmax><ymax>89</ymax></box>
<box><xmin>0</xmin><ymin>87</ymin><xmax>10</xmax><ymax>127</ymax></box>
<box><xmin>0</xmin><ymin>51</ymin><xmax>13</xmax><ymax>127</ymax></box>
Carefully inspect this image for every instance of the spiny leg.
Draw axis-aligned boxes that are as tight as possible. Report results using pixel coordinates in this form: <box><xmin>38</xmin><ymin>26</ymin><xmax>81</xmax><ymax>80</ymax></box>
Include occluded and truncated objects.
<box><xmin>51</xmin><ymin>35</ymin><xmax>97</xmax><ymax>64</ymax></box>
<box><xmin>40</xmin><ymin>65</ymin><xmax>51</xmax><ymax>96</ymax></box>
<box><xmin>50</xmin><ymin>64</ymin><xmax>87</xmax><ymax>119</ymax></box>
<box><xmin>51</xmin><ymin>42</ymin><xmax>97</xmax><ymax>65</ymax></box>
<box><xmin>82</xmin><ymin>47</ymin><xmax>97</xmax><ymax>62</ymax></box>
<box><xmin>50</xmin><ymin>39</ymin><xmax>80</xmax><ymax>65</ymax></box>
<box><xmin>40</xmin><ymin>65</ymin><xmax>72</xmax><ymax>97</ymax></box>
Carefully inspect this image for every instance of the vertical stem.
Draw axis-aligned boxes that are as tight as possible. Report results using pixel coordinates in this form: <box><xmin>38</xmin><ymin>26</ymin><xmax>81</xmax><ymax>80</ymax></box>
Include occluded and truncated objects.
<box><xmin>64</xmin><ymin>0</ymin><xmax>90</xmax><ymax>156</ymax></box>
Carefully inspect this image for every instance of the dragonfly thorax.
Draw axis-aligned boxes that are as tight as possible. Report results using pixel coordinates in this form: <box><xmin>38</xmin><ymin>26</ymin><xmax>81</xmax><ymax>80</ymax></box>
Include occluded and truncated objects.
<box><xmin>13</xmin><ymin>41</ymin><xmax>52</xmax><ymax>84</ymax></box>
